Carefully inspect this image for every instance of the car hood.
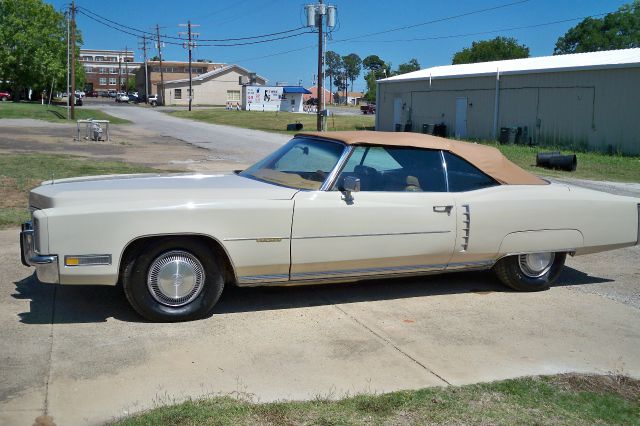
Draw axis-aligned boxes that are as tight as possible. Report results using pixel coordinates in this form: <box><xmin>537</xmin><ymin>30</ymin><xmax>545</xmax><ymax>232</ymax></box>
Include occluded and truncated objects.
<box><xmin>29</xmin><ymin>172</ymin><xmax>299</xmax><ymax>210</ymax></box>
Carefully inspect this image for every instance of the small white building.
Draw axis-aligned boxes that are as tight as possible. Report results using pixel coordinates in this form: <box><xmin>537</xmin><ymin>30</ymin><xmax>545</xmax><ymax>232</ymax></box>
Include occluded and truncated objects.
<box><xmin>243</xmin><ymin>86</ymin><xmax>311</xmax><ymax>112</ymax></box>
<box><xmin>163</xmin><ymin>65</ymin><xmax>266</xmax><ymax>106</ymax></box>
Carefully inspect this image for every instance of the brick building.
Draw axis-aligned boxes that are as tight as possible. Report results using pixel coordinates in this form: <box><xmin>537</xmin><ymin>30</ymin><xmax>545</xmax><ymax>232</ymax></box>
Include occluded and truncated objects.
<box><xmin>80</xmin><ymin>49</ymin><xmax>141</xmax><ymax>93</ymax></box>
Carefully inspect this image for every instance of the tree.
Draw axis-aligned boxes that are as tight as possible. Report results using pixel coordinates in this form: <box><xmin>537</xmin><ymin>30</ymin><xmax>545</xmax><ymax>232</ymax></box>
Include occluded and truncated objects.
<box><xmin>324</xmin><ymin>51</ymin><xmax>342</xmax><ymax>105</ymax></box>
<box><xmin>342</xmin><ymin>53</ymin><xmax>362</xmax><ymax>102</ymax></box>
<box><xmin>396</xmin><ymin>58</ymin><xmax>421</xmax><ymax>75</ymax></box>
<box><xmin>452</xmin><ymin>37</ymin><xmax>529</xmax><ymax>65</ymax></box>
<box><xmin>126</xmin><ymin>77</ymin><xmax>136</xmax><ymax>93</ymax></box>
<box><xmin>363</xmin><ymin>55</ymin><xmax>391</xmax><ymax>102</ymax></box>
<box><xmin>554</xmin><ymin>1</ymin><xmax>640</xmax><ymax>54</ymax></box>
<box><xmin>150</xmin><ymin>55</ymin><xmax>160</xmax><ymax>61</ymax></box>
<box><xmin>363</xmin><ymin>55</ymin><xmax>386</xmax><ymax>75</ymax></box>
<box><xmin>0</xmin><ymin>0</ymin><xmax>82</xmax><ymax>100</ymax></box>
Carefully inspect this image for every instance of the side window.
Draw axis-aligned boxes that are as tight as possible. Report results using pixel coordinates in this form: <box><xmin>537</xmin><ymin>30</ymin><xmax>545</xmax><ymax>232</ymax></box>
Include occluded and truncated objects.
<box><xmin>444</xmin><ymin>152</ymin><xmax>498</xmax><ymax>192</ymax></box>
<box><xmin>335</xmin><ymin>146</ymin><xmax>446</xmax><ymax>192</ymax></box>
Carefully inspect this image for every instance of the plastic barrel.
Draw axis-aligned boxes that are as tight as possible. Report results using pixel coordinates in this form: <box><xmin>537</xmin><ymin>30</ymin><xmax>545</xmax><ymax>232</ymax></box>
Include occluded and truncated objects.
<box><xmin>286</xmin><ymin>122</ymin><xmax>303</xmax><ymax>131</ymax></box>
<box><xmin>547</xmin><ymin>154</ymin><xmax>577</xmax><ymax>171</ymax></box>
<box><xmin>535</xmin><ymin>151</ymin><xmax>561</xmax><ymax>168</ymax></box>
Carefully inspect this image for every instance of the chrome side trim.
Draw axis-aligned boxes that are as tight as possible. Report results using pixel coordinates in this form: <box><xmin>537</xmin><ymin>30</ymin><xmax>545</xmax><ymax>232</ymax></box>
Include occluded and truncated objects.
<box><xmin>238</xmin><ymin>259</ymin><xmax>495</xmax><ymax>287</ymax></box>
<box><xmin>238</xmin><ymin>274</ymin><xmax>289</xmax><ymax>284</ymax></box>
<box><xmin>223</xmin><ymin>236</ymin><xmax>289</xmax><ymax>242</ymax></box>
<box><xmin>292</xmin><ymin>230</ymin><xmax>451</xmax><ymax>240</ymax></box>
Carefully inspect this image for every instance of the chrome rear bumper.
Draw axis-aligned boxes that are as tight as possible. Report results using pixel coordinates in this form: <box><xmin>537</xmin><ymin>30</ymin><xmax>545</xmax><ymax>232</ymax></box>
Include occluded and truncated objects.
<box><xmin>20</xmin><ymin>221</ymin><xmax>59</xmax><ymax>284</ymax></box>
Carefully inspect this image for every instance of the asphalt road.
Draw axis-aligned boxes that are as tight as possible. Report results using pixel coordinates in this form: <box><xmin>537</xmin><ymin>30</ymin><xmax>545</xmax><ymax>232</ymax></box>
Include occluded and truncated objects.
<box><xmin>1</xmin><ymin>109</ymin><xmax>639</xmax><ymax>425</ymax></box>
<box><xmin>89</xmin><ymin>101</ymin><xmax>290</xmax><ymax>165</ymax></box>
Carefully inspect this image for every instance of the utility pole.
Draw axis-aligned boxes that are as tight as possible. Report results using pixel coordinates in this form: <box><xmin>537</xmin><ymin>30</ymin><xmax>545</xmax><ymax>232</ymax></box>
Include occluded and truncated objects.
<box><xmin>124</xmin><ymin>45</ymin><xmax>129</xmax><ymax>92</ymax></box>
<box><xmin>179</xmin><ymin>21</ymin><xmax>200</xmax><ymax>111</ymax></box>
<box><xmin>66</xmin><ymin>10</ymin><xmax>70</xmax><ymax>118</ymax></box>
<box><xmin>139</xmin><ymin>35</ymin><xmax>151</xmax><ymax>103</ymax></box>
<box><xmin>117</xmin><ymin>49</ymin><xmax>122</xmax><ymax>92</ymax></box>
<box><xmin>70</xmin><ymin>0</ymin><xmax>76</xmax><ymax>120</ymax></box>
<box><xmin>156</xmin><ymin>24</ymin><xmax>165</xmax><ymax>106</ymax></box>
<box><xmin>316</xmin><ymin>1</ymin><xmax>323</xmax><ymax>131</ymax></box>
<box><xmin>305</xmin><ymin>2</ymin><xmax>336</xmax><ymax>131</ymax></box>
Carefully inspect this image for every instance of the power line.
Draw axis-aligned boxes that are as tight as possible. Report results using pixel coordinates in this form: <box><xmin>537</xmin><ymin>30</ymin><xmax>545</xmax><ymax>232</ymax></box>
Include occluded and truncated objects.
<box><xmin>77</xmin><ymin>6</ymin><xmax>307</xmax><ymax>42</ymax></box>
<box><xmin>77</xmin><ymin>10</ymin><xmax>311</xmax><ymax>47</ymax></box>
<box><xmin>342</xmin><ymin>13</ymin><xmax>610</xmax><ymax>44</ymax></box>
<box><xmin>331</xmin><ymin>0</ymin><xmax>531</xmax><ymax>44</ymax></box>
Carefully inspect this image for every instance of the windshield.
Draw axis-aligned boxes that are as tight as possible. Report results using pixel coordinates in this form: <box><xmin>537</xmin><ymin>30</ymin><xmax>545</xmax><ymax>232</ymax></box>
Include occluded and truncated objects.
<box><xmin>240</xmin><ymin>137</ymin><xmax>346</xmax><ymax>190</ymax></box>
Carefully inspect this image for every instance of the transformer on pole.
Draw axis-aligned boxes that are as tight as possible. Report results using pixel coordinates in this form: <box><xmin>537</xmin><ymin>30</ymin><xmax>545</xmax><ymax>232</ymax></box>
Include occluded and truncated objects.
<box><xmin>305</xmin><ymin>2</ymin><xmax>336</xmax><ymax>131</ymax></box>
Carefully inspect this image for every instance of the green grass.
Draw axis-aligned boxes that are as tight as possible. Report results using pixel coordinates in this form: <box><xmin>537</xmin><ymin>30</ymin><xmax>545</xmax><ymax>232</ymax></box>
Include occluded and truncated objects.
<box><xmin>488</xmin><ymin>142</ymin><xmax>640</xmax><ymax>183</ymax></box>
<box><xmin>0</xmin><ymin>153</ymin><xmax>159</xmax><ymax>228</ymax></box>
<box><xmin>111</xmin><ymin>374</ymin><xmax>640</xmax><ymax>425</ymax></box>
<box><xmin>164</xmin><ymin>109</ymin><xmax>638</xmax><ymax>182</ymax></box>
<box><xmin>0</xmin><ymin>101</ymin><xmax>130</xmax><ymax>124</ymax></box>
<box><xmin>166</xmin><ymin>109</ymin><xmax>374</xmax><ymax>134</ymax></box>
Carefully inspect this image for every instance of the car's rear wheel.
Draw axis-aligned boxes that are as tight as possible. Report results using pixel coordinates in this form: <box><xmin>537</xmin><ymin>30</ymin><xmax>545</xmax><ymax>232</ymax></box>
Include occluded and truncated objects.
<box><xmin>123</xmin><ymin>239</ymin><xmax>224</xmax><ymax>322</ymax></box>
<box><xmin>1</xmin><ymin>96</ymin><xmax>7</xmax><ymax>101</ymax></box>
<box><xmin>493</xmin><ymin>252</ymin><xmax>566</xmax><ymax>292</ymax></box>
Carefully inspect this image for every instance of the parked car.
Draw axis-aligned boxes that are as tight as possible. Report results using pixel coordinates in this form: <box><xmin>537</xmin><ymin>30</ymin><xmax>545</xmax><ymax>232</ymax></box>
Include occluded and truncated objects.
<box><xmin>115</xmin><ymin>93</ymin><xmax>129</xmax><ymax>103</ymax></box>
<box><xmin>99</xmin><ymin>91</ymin><xmax>110</xmax><ymax>98</ymax></box>
<box><xmin>74</xmin><ymin>93</ymin><xmax>83</xmax><ymax>106</ymax></box>
<box><xmin>108</xmin><ymin>90</ymin><xmax>117</xmax><ymax>98</ymax></box>
<box><xmin>20</xmin><ymin>131</ymin><xmax>640</xmax><ymax>322</ymax></box>
<box><xmin>88</xmin><ymin>91</ymin><xmax>99</xmax><ymax>97</ymax></box>
<box><xmin>360</xmin><ymin>103</ymin><xmax>376</xmax><ymax>114</ymax></box>
<box><xmin>1</xmin><ymin>91</ymin><xmax>12</xmax><ymax>101</ymax></box>
<box><xmin>148</xmin><ymin>94</ymin><xmax>158</xmax><ymax>106</ymax></box>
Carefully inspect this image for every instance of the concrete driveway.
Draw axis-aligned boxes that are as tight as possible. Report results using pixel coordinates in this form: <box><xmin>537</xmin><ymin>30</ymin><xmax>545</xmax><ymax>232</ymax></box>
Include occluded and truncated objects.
<box><xmin>1</xmin><ymin>226</ymin><xmax>639</xmax><ymax>425</ymax></box>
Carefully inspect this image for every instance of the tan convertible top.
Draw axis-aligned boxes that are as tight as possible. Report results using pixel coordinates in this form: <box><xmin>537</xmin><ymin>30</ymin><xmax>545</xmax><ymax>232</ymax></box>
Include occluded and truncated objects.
<box><xmin>297</xmin><ymin>131</ymin><xmax>546</xmax><ymax>185</ymax></box>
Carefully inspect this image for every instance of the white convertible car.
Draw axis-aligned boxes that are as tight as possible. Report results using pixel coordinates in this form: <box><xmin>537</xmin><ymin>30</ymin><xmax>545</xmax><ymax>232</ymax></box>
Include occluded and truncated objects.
<box><xmin>21</xmin><ymin>132</ymin><xmax>639</xmax><ymax>321</ymax></box>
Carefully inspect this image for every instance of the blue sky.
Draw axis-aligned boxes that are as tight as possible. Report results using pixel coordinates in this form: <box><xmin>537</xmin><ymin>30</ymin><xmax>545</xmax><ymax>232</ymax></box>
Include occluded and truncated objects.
<box><xmin>47</xmin><ymin>0</ymin><xmax>629</xmax><ymax>91</ymax></box>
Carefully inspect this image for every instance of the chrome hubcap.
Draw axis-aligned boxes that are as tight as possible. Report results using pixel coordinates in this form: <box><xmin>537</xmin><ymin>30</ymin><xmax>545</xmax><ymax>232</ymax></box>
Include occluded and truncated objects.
<box><xmin>147</xmin><ymin>250</ymin><xmax>205</xmax><ymax>307</ymax></box>
<box><xmin>518</xmin><ymin>252</ymin><xmax>555</xmax><ymax>278</ymax></box>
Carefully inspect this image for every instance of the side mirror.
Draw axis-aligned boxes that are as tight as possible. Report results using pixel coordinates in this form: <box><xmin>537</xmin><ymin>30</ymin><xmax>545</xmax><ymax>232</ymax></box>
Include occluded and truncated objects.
<box><xmin>343</xmin><ymin>176</ymin><xmax>361</xmax><ymax>193</ymax></box>
<box><xmin>342</xmin><ymin>176</ymin><xmax>360</xmax><ymax>203</ymax></box>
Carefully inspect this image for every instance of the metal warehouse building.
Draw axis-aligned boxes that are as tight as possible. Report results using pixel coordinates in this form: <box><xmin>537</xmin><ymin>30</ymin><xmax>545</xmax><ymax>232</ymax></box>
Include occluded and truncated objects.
<box><xmin>376</xmin><ymin>48</ymin><xmax>640</xmax><ymax>155</ymax></box>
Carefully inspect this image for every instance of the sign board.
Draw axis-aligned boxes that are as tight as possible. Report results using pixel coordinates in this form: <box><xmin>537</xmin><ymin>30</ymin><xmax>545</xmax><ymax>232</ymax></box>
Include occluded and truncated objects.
<box><xmin>245</xmin><ymin>86</ymin><xmax>283</xmax><ymax>111</ymax></box>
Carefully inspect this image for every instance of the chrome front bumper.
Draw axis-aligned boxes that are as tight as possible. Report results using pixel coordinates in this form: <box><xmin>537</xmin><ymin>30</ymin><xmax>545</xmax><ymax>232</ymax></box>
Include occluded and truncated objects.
<box><xmin>20</xmin><ymin>221</ymin><xmax>59</xmax><ymax>284</ymax></box>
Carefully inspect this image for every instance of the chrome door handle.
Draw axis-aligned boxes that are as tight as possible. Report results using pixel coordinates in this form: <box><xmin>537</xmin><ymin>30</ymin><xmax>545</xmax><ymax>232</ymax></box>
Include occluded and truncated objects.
<box><xmin>433</xmin><ymin>205</ymin><xmax>453</xmax><ymax>214</ymax></box>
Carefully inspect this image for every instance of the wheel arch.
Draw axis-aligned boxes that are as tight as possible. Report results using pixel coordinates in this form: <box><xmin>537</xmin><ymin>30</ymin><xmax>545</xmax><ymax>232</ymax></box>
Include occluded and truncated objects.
<box><xmin>118</xmin><ymin>233</ymin><xmax>238</xmax><ymax>285</ymax></box>
<box><xmin>496</xmin><ymin>229</ymin><xmax>583</xmax><ymax>259</ymax></box>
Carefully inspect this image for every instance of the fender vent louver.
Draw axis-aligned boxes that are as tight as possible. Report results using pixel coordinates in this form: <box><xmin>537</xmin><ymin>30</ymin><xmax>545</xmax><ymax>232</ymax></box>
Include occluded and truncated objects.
<box><xmin>460</xmin><ymin>204</ymin><xmax>470</xmax><ymax>252</ymax></box>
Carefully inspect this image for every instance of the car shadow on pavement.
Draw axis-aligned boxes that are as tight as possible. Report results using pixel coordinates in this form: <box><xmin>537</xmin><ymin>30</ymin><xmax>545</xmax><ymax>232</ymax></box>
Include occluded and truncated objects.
<box><xmin>14</xmin><ymin>273</ymin><xmax>140</xmax><ymax>324</ymax></box>
<box><xmin>12</xmin><ymin>266</ymin><xmax>612</xmax><ymax>323</ymax></box>
<box><xmin>213</xmin><ymin>266</ymin><xmax>612</xmax><ymax>315</ymax></box>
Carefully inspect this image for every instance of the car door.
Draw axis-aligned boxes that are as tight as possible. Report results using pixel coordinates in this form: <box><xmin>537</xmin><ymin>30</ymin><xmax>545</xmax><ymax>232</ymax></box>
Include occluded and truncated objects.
<box><xmin>290</xmin><ymin>146</ymin><xmax>457</xmax><ymax>281</ymax></box>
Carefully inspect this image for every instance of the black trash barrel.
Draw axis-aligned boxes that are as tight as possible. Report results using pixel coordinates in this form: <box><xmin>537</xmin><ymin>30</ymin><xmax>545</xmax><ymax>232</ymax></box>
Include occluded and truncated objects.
<box><xmin>434</xmin><ymin>124</ymin><xmax>447</xmax><ymax>137</ymax></box>
<box><xmin>286</xmin><ymin>122</ymin><xmax>303</xmax><ymax>131</ymax></box>
<box><xmin>395</xmin><ymin>123</ymin><xmax>402</xmax><ymax>132</ymax></box>
<box><xmin>548</xmin><ymin>154</ymin><xmax>577</xmax><ymax>171</ymax></box>
<box><xmin>422</xmin><ymin>124</ymin><xmax>435</xmax><ymax>135</ymax></box>
<box><xmin>535</xmin><ymin>151</ymin><xmax>561</xmax><ymax>168</ymax></box>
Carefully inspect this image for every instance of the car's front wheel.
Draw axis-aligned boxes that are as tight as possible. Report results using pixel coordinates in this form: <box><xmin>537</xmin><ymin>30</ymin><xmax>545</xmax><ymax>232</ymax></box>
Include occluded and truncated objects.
<box><xmin>123</xmin><ymin>239</ymin><xmax>224</xmax><ymax>322</ymax></box>
<box><xmin>1</xmin><ymin>96</ymin><xmax>7</xmax><ymax>101</ymax></box>
<box><xmin>493</xmin><ymin>252</ymin><xmax>566</xmax><ymax>292</ymax></box>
